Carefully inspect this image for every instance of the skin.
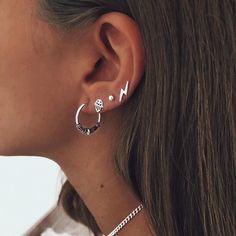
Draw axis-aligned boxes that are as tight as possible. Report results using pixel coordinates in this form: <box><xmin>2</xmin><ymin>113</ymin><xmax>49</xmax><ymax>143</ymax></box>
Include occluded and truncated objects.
<box><xmin>0</xmin><ymin>1</ymin><xmax>154</xmax><ymax>235</ymax></box>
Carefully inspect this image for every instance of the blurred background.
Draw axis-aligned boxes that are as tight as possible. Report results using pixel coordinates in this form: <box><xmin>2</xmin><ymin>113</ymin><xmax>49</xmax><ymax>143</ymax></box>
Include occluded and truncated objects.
<box><xmin>0</xmin><ymin>156</ymin><xmax>94</xmax><ymax>236</ymax></box>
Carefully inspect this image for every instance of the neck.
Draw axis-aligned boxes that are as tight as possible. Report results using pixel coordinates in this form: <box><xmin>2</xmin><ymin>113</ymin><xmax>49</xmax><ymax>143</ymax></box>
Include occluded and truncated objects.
<box><xmin>47</xmin><ymin>112</ymin><xmax>153</xmax><ymax>235</ymax></box>
<box><xmin>70</xmin><ymin>170</ymin><xmax>141</xmax><ymax>234</ymax></box>
<box><xmin>55</xmin><ymin>145</ymin><xmax>141</xmax><ymax>234</ymax></box>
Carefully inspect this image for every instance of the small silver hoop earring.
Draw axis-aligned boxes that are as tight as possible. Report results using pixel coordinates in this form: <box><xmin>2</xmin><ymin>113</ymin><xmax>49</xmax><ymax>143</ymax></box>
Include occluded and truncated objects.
<box><xmin>75</xmin><ymin>103</ymin><xmax>101</xmax><ymax>135</ymax></box>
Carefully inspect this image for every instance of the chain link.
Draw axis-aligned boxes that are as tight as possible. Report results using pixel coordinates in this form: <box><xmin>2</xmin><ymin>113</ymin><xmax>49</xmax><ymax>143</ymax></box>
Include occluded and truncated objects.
<box><xmin>102</xmin><ymin>204</ymin><xmax>144</xmax><ymax>236</ymax></box>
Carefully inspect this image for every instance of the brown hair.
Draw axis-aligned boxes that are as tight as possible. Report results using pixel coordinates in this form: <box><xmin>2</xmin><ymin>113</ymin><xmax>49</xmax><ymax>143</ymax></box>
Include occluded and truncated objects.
<box><xmin>38</xmin><ymin>1</ymin><xmax>236</xmax><ymax>235</ymax></box>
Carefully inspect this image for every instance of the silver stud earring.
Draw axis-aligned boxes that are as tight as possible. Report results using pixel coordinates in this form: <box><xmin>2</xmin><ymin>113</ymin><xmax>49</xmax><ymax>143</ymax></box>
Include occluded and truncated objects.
<box><xmin>108</xmin><ymin>95</ymin><xmax>115</xmax><ymax>102</ymax></box>
<box><xmin>94</xmin><ymin>99</ymin><xmax>104</xmax><ymax>113</ymax></box>
<box><xmin>119</xmin><ymin>81</ymin><xmax>129</xmax><ymax>102</ymax></box>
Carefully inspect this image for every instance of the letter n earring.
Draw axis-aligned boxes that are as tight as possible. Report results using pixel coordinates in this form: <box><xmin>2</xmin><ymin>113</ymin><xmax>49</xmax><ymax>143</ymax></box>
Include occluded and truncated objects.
<box><xmin>75</xmin><ymin>99</ymin><xmax>103</xmax><ymax>135</ymax></box>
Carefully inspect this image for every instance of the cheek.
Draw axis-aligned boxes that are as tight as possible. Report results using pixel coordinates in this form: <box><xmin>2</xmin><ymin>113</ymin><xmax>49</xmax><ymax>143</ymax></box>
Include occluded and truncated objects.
<box><xmin>0</xmin><ymin>8</ymin><xmax>78</xmax><ymax>156</ymax></box>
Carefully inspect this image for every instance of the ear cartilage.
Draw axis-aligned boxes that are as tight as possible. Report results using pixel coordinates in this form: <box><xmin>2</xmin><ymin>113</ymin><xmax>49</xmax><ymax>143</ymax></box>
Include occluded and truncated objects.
<box><xmin>94</xmin><ymin>99</ymin><xmax>104</xmax><ymax>113</ymax></box>
<box><xmin>119</xmin><ymin>81</ymin><xmax>129</xmax><ymax>102</ymax></box>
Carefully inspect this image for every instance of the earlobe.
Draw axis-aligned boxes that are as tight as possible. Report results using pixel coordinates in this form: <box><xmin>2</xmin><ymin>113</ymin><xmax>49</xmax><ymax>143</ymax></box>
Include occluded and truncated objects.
<box><xmin>75</xmin><ymin>82</ymin><xmax>130</xmax><ymax>136</ymax></box>
<box><xmin>78</xmin><ymin>11</ymin><xmax>145</xmax><ymax>115</ymax></box>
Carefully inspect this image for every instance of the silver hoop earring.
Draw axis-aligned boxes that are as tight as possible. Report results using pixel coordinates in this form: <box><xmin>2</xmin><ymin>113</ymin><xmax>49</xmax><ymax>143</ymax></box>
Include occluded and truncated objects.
<box><xmin>75</xmin><ymin>103</ymin><xmax>101</xmax><ymax>135</ymax></box>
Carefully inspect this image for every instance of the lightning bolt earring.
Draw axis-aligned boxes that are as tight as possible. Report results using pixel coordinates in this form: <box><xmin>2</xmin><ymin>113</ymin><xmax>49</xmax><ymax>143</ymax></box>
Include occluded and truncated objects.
<box><xmin>119</xmin><ymin>81</ymin><xmax>129</xmax><ymax>102</ymax></box>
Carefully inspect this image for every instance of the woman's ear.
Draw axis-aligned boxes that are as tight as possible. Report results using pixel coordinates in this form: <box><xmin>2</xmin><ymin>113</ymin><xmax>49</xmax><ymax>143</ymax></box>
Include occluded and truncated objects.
<box><xmin>73</xmin><ymin>11</ymin><xmax>145</xmax><ymax>114</ymax></box>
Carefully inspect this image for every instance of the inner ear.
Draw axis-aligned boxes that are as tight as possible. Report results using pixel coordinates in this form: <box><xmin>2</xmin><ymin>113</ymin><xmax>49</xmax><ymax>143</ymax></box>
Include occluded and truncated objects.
<box><xmin>86</xmin><ymin>23</ymin><xmax>122</xmax><ymax>84</ymax></box>
<box><xmin>100</xmin><ymin>23</ymin><xmax>116</xmax><ymax>55</ymax></box>
<box><xmin>94</xmin><ymin>57</ymin><xmax>104</xmax><ymax>69</ymax></box>
<box><xmin>86</xmin><ymin>57</ymin><xmax>104</xmax><ymax>82</ymax></box>
<box><xmin>99</xmin><ymin>22</ymin><xmax>125</xmax><ymax>65</ymax></box>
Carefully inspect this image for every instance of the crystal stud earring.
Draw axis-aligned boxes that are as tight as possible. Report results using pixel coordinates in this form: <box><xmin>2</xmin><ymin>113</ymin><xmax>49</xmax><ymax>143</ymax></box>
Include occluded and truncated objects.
<box><xmin>94</xmin><ymin>99</ymin><xmax>104</xmax><ymax>113</ymax></box>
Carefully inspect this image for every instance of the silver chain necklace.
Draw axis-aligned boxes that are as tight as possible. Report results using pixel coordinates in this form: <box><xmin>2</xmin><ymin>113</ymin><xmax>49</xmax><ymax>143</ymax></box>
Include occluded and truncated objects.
<box><xmin>102</xmin><ymin>204</ymin><xmax>144</xmax><ymax>236</ymax></box>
